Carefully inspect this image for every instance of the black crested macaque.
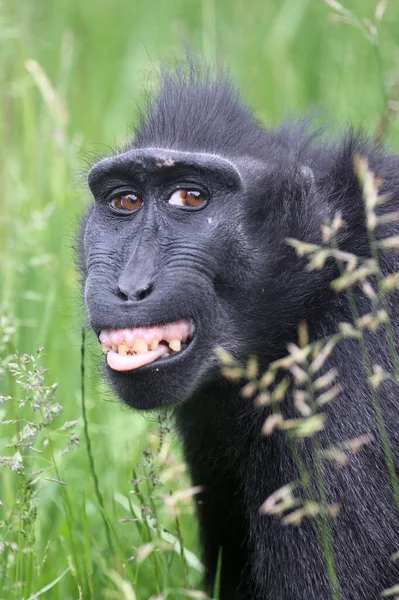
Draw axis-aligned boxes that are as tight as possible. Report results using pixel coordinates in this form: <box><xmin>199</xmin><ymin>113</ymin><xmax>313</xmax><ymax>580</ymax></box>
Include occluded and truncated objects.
<box><xmin>80</xmin><ymin>64</ymin><xmax>399</xmax><ymax>599</ymax></box>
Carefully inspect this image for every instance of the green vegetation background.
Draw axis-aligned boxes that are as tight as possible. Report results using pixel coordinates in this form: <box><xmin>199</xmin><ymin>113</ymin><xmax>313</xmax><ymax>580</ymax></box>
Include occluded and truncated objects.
<box><xmin>0</xmin><ymin>0</ymin><xmax>398</xmax><ymax>598</ymax></box>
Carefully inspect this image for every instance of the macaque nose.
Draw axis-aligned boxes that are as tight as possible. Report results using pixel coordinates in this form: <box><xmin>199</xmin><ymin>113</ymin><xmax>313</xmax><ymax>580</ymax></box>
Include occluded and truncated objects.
<box><xmin>117</xmin><ymin>281</ymin><xmax>154</xmax><ymax>302</ymax></box>
<box><xmin>116</xmin><ymin>232</ymin><xmax>157</xmax><ymax>302</ymax></box>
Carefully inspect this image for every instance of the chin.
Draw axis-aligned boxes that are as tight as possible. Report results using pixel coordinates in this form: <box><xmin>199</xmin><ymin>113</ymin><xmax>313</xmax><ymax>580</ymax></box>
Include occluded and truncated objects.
<box><xmin>103</xmin><ymin>334</ymin><xmax>217</xmax><ymax>410</ymax></box>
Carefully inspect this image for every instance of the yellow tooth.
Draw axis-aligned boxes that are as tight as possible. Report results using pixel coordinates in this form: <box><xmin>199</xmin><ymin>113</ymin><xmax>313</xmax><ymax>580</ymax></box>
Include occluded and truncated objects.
<box><xmin>150</xmin><ymin>340</ymin><xmax>159</xmax><ymax>350</ymax></box>
<box><xmin>112</xmin><ymin>344</ymin><xmax>118</xmax><ymax>352</ymax></box>
<box><xmin>169</xmin><ymin>339</ymin><xmax>181</xmax><ymax>352</ymax></box>
<box><xmin>101</xmin><ymin>343</ymin><xmax>110</xmax><ymax>354</ymax></box>
<box><xmin>118</xmin><ymin>343</ymin><xmax>127</xmax><ymax>356</ymax></box>
<box><xmin>133</xmin><ymin>338</ymin><xmax>148</xmax><ymax>354</ymax></box>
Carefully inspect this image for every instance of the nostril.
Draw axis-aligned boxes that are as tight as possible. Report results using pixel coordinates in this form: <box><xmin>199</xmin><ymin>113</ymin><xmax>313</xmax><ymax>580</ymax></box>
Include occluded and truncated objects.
<box><xmin>116</xmin><ymin>286</ymin><xmax>129</xmax><ymax>301</ymax></box>
<box><xmin>136</xmin><ymin>283</ymin><xmax>154</xmax><ymax>301</ymax></box>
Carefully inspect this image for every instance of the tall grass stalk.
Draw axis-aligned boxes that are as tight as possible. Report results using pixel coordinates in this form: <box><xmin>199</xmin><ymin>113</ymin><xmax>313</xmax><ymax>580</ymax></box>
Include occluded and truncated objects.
<box><xmin>80</xmin><ymin>328</ymin><xmax>115</xmax><ymax>558</ymax></box>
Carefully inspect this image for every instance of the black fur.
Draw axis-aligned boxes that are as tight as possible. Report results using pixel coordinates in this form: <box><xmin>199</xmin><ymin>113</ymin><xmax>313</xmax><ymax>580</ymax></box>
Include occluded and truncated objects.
<box><xmin>81</xmin><ymin>64</ymin><xmax>399</xmax><ymax>599</ymax></box>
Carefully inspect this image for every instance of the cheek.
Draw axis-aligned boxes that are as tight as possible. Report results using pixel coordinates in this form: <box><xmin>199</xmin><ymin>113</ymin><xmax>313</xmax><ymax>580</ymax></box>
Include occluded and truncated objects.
<box><xmin>84</xmin><ymin>211</ymin><xmax>134</xmax><ymax>262</ymax></box>
<box><xmin>83</xmin><ymin>208</ymin><xmax>111</xmax><ymax>256</ymax></box>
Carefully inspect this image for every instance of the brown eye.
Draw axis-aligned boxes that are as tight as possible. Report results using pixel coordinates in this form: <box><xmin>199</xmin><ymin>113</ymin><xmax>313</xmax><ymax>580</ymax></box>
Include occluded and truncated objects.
<box><xmin>168</xmin><ymin>189</ymin><xmax>207</xmax><ymax>208</ymax></box>
<box><xmin>111</xmin><ymin>193</ymin><xmax>143</xmax><ymax>212</ymax></box>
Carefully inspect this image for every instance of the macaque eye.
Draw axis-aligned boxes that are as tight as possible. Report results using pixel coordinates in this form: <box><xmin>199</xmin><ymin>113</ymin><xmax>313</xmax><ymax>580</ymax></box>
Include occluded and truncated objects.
<box><xmin>110</xmin><ymin>194</ymin><xmax>143</xmax><ymax>212</ymax></box>
<box><xmin>168</xmin><ymin>189</ymin><xmax>207</xmax><ymax>208</ymax></box>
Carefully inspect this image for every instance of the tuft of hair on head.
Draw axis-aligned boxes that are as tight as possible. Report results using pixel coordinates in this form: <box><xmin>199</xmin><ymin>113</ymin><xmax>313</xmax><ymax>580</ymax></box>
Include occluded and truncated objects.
<box><xmin>131</xmin><ymin>56</ymin><xmax>266</xmax><ymax>158</ymax></box>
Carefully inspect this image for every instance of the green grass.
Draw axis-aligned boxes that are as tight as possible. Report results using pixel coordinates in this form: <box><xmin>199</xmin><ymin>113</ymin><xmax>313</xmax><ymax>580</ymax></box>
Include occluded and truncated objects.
<box><xmin>0</xmin><ymin>0</ymin><xmax>398</xmax><ymax>598</ymax></box>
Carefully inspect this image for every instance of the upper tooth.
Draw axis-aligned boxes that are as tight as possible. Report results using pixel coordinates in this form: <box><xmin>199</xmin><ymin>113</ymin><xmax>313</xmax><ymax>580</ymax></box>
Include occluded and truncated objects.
<box><xmin>169</xmin><ymin>339</ymin><xmax>181</xmax><ymax>352</ymax></box>
<box><xmin>118</xmin><ymin>343</ymin><xmax>127</xmax><ymax>356</ymax></box>
<box><xmin>101</xmin><ymin>342</ymin><xmax>110</xmax><ymax>354</ymax></box>
<box><xmin>151</xmin><ymin>340</ymin><xmax>159</xmax><ymax>350</ymax></box>
<box><xmin>133</xmin><ymin>339</ymin><xmax>149</xmax><ymax>354</ymax></box>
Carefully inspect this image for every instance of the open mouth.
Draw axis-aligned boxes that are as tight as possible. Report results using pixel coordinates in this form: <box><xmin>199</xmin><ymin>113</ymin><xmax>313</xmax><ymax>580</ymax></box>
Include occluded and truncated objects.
<box><xmin>99</xmin><ymin>318</ymin><xmax>195</xmax><ymax>371</ymax></box>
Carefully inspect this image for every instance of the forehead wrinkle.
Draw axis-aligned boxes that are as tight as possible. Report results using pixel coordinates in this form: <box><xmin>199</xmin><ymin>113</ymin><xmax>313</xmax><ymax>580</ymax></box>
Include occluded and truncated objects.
<box><xmin>89</xmin><ymin>147</ymin><xmax>245</xmax><ymax>186</ymax></box>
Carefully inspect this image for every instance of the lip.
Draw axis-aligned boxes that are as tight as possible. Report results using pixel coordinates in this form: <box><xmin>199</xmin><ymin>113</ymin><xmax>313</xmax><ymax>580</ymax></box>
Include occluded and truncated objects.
<box><xmin>96</xmin><ymin>317</ymin><xmax>195</xmax><ymax>340</ymax></box>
